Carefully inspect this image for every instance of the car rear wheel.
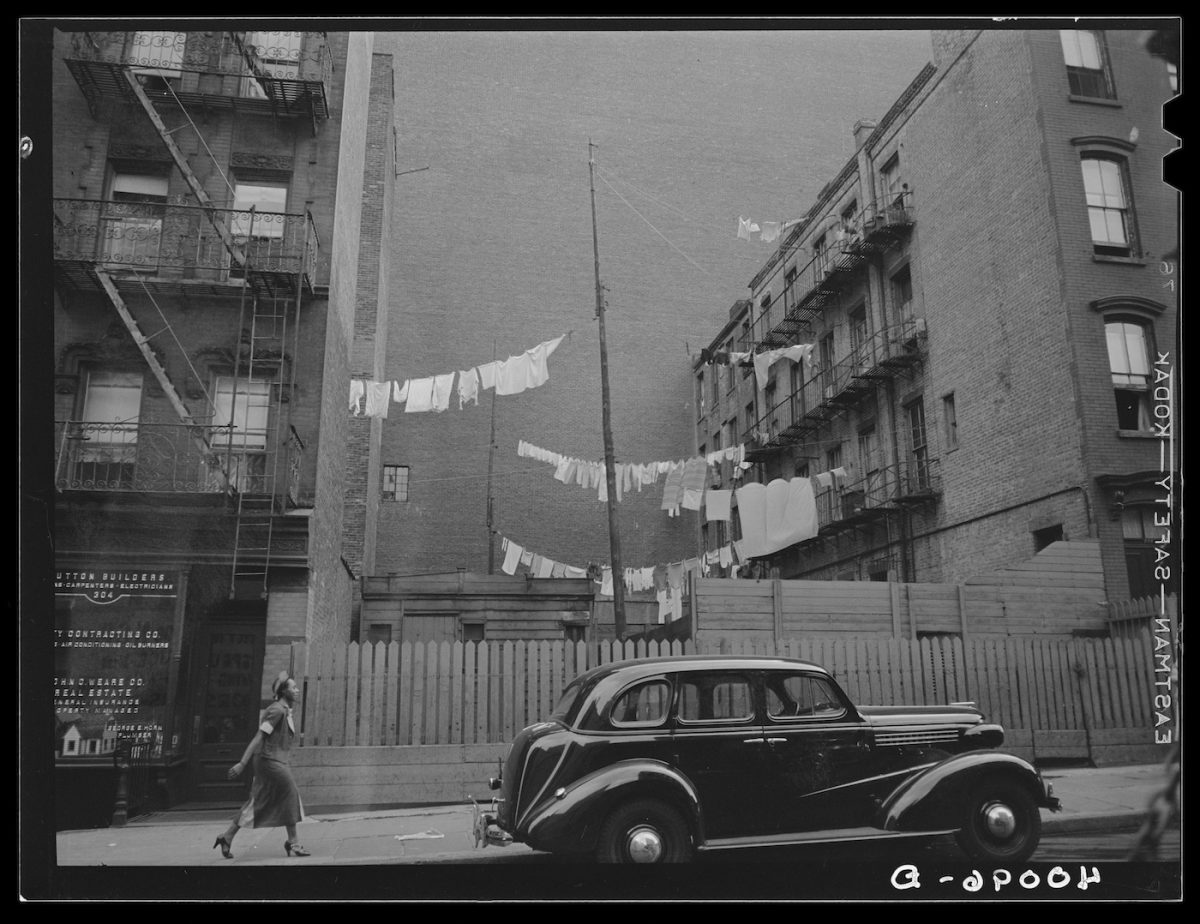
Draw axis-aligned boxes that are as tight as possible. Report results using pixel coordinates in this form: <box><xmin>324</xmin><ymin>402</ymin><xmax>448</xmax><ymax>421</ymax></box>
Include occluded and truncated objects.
<box><xmin>595</xmin><ymin>799</ymin><xmax>692</xmax><ymax>863</ymax></box>
<box><xmin>955</xmin><ymin>779</ymin><xmax>1041</xmax><ymax>864</ymax></box>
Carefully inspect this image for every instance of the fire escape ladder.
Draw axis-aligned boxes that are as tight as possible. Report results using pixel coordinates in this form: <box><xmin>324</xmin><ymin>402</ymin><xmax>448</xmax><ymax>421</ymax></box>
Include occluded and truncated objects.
<box><xmin>92</xmin><ymin>268</ymin><xmax>230</xmax><ymax>491</ymax></box>
<box><xmin>119</xmin><ymin>68</ymin><xmax>248</xmax><ymax>270</ymax></box>
<box><xmin>229</xmin><ymin>286</ymin><xmax>292</xmax><ymax>599</ymax></box>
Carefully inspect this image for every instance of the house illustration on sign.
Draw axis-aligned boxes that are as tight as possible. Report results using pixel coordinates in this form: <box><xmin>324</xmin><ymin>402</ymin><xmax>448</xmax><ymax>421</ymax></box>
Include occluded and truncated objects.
<box><xmin>56</xmin><ymin>714</ymin><xmax>117</xmax><ymax>758</ymax></box>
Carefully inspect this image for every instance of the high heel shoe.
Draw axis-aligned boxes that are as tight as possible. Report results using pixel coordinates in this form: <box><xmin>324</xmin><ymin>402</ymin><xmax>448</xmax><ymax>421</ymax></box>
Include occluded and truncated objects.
<box><xmin>212</xmin><ymin>836</ymin><xmax>233</xmax><ymax>859</ymax></box>
<box><xmin>284</xmin><ymin>840</ymin><xmax>310</xmax><ymax>857</ymax></box>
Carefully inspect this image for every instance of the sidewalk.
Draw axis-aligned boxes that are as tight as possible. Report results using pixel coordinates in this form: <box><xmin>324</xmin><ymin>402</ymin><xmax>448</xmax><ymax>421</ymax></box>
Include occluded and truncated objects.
<box><xmin>54</xmin><ymin>762</ymin><xmax>1173</xmax><ymax>867</ymax></box>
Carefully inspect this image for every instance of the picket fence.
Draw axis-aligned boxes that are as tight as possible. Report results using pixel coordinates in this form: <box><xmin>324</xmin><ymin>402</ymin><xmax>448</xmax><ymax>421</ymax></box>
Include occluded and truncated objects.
<box><xmin>289</xmin><ymin>632</ymin><xmax>1165</xmax><ymax>754</ymax></box>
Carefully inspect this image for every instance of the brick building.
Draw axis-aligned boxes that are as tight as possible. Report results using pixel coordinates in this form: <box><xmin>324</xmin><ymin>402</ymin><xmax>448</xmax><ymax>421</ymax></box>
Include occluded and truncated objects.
<box><xmin>695</xmin><ymin>28</ymin><xmax>1178</xmax><ymax>601</ymax></box>
<box><xmin>49</xmin><ymin>27</ymin><xmax>393</xmax><ymax>805</ymax></box>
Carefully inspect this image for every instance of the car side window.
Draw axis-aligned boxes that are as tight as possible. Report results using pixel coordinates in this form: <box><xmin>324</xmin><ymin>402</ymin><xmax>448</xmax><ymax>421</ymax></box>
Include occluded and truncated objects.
<box><xmin>765</xmin><ymin>673</ymin><xmax>847</xmax><ymax>720</ymax></box>
<box><xmin>610</xmin><ymin>679</ymin><xmax>671</xmax><ymax>728</ymax></box>
<box><xmin>677</xmin><ymin>672</ymin><xmax>755</xmax><ymax>723</ymax></box>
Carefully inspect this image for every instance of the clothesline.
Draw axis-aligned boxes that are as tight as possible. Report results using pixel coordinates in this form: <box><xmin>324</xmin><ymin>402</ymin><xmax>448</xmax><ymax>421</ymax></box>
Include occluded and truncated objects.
<box><xmin>349</xmin><ymin>333</ymin><xmax>569</xmax><ymax>417</ymax></box>
<box><xmin>497</xmin><ymin>534</ymin><xmax>721</xmax><ymax>623</ymax></box>
<box><xmin>516</xmin><ymin>439</ymin><xmax>751</xmax><ymax>507</ymax></box>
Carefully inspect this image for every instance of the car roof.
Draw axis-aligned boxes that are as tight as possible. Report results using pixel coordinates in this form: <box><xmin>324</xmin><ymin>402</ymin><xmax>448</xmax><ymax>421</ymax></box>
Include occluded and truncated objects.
<box><xmin>569</xmin><ymin>654</ymin><xmax>830</xmax><ymax>688</ymax></box>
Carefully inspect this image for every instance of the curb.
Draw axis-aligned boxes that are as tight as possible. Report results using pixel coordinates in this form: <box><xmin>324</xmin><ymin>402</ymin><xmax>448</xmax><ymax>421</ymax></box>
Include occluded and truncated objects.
<box><xmin>1041</xmin><ymin>810</ymin><xmax>1144</xmax><ymax>836</ymax></box>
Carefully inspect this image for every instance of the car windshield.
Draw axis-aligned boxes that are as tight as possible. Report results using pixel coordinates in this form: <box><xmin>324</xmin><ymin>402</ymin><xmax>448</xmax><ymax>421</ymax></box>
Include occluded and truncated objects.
<box><xmin>549</xmin><ymin>680</ymin><xmax>583</xmax><ymax>724</ymax></box>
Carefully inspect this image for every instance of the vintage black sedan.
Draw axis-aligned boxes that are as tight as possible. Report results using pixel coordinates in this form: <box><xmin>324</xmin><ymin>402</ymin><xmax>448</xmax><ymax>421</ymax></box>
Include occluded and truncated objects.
<box><xmin>474</xmin><ymin>655</ymin><xmax>1060</xmax><ymax>863</ymax></box>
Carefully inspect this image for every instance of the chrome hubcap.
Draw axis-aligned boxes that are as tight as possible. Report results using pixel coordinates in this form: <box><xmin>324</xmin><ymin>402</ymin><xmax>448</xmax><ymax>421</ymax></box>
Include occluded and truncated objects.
<box><xmin>983</xmin><ymin>802</ymin><xmax>1017</xmax><ymax>840</ymax></box>
<box><xmin>626</xmin><ymin>825</ymin><xmax>664</xmax><ymax>863</ymax></box>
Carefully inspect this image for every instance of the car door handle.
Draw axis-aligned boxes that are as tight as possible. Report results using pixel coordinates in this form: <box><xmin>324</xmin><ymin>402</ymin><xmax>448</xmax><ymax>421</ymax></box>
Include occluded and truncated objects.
<box><xmin>765</xmin><ymin>738</ymin><xmax>786</xmax><ymax>745</ymax></box>
<box><xmin>742</xmin><ymin>737</ymin><xmax>767</xmax><ymax>744</ymax></box>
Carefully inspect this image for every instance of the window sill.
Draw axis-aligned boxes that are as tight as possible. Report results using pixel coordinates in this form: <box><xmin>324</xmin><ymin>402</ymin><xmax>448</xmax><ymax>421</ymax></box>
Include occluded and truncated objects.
<box><xmin>1116</xmin><ymin>428</ymin><xmax>1160</xmax><ymax>440</ymax></box>
<box><xmin>1068</xmin><ymin>94</ymin><xmax>1123</xmax><ymax>108</ymax></box>
<box><xmin>1092</xmin><ymin>254</ymin><xmax>1147</xmax><ymax>267</ymax></box>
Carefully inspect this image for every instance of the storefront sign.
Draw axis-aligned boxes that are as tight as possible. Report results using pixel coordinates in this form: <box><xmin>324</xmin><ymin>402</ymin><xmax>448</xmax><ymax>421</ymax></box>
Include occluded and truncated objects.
<box><xmin>54</xmin><ymin>567</ymin><xmax>178</xmax><ymax>757</ymax></box>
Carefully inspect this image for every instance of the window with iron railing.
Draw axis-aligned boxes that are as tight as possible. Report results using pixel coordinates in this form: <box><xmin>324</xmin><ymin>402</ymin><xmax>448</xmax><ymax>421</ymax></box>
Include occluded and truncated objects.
<box><xmin>905</xmin><ymin>398</ymin><xmax>930</xmax><ymax>491</ymax></box>
<box><xmin>103</xmin><ymin>171</ymin><xmax>169</xmax><ymax>269</ymax></box>
<box><xmin>241</xmin><ymin>31</ymin><xmax>304</xmax><ymax>98</ymax></box>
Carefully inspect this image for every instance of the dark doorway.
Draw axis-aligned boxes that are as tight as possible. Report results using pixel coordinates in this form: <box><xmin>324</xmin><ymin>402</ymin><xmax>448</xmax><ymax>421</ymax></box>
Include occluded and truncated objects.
<box><xmin>190</xmin><ymin>613</ymin><xmax>266</xmax><ymax>802</ymax></box>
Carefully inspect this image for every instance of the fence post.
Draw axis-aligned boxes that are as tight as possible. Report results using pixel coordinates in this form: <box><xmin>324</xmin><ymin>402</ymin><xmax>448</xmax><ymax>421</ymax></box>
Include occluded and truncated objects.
<box><xmin>111</xmin><ymin>741</ymin><xmax>128</xmax><ymax>827</ymax></box>
<box><xmin>957</xmin><ymin>585</ymin><xmax>968</xmax><ymax>640</ymax></box>
<box><xmin>771</xmin><ymin>577</ymin><xmax>783</xmax><ymax>649</ymax></box>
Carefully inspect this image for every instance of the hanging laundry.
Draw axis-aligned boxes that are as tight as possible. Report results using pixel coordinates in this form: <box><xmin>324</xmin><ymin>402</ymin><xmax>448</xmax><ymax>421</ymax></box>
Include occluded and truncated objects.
<box><xmin>660</xmin><ymin>461</ymin><xmax>686</xmax><ymax>511</ymax></box>
<box><xmin>536</xmin><ymin>556</ymin><xmax>554</xmax><ymax>579</ymax></box>
<box><xmin>830</xmin><ymin>466</ymin><xmax>847</xmax><ymax>490</ymax></box>
<box><xmin>393</xmin><ymin>379</ymin><xmax>409</xmax><ymax>403</ymax></box>
<box><xmin>600</xmin><ymin>567</ymin><xmax>614</xmax><ymax>597</ymax></box>
<box><xmin>760</xmin><ymin>221</ymin><xmax>781</xmax><ymax>243</ymax></box>
<box><xmin>681</xmin><ymin>456</ymin><xmax>705</xmax><ymax>496</ymax></box>
<box><xmin>404</xmin><ymin>377</ymin><xmax>436</xmax><ymax>413</ymax></box>
<box><xmin>705</xmin><ymin>488</ymin><xmax>732</xmax><ymax>522</ymax></box>
<box><xmin>718</xmin><ymin>545</ymin><xmax>732</xmax><ymax>568</ymax></box>
<box><xmin>563</xmin><ymin>565</ymin><xmax>588</xmax><ymax>579</ymax></box>
<box><xmin>457</xmin><ymin>368</ymin><xmax>480</xmax><ymax>408</ymax></box>
<box><xmin>430</xmin><ymin>372</ymin><xmax>455</xmax><ymax>412</ymax></box>
<box><xmin>501</xmin><ymin>540</ymin><xmax>522</xmax><ymax>575</ymax></box>
<box><xmin>736</xmin><ymin>216</ymin><xmax>760</xmax><ymax>241</ymax></box>
<box><xmin>550</xmin><ymin>562</ymin><xmax>566</xmax><ymax>578</ymax></box>
<box><xmin>477</xmin><ymin>361</ymin><xmax>501</xmax><ymax>391</ymax></box>
<box><xmin>667</xmin><ymin>561</ymin><xmax>685</xmax><ymax>591</ymax></box>
<box><xmin>364</xmin><ymin>380</ymin><xmax>392</xmax><ymax>418</ymax></box>
<box><xmin>494</xmin><ymin>353</ymin><xmax>532</xmax><ymax>396</ymax></box>
<box><xmin>519</xmin><ymin>549</ymin><xmax>534</xmax><ymax>569</ymax></box>
<box><xmin>349</xmin><ymin>379</ymin><xmax>366</xmax><ymax>415</ymax></box>
<box><xmin>814</xmin><ymin>470</ymin><xmax>833</xmax><ymax>490</ymax></box>
<box><xmin>525</xmin><ymin>335</ymin><xmax>565</xmax><ymax>390</ymax></box>
<box><xmin>736</xmin><ymin>477</ymin><xmax>818</xmax><ymax>558</ymax></box>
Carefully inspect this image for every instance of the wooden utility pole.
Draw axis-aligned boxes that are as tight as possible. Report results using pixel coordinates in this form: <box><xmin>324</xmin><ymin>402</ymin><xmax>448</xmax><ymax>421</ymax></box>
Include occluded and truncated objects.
<box><xmin>588</xmin><ymin>140</ymin><xmax>626</xmax><ymax>638</ymax></box>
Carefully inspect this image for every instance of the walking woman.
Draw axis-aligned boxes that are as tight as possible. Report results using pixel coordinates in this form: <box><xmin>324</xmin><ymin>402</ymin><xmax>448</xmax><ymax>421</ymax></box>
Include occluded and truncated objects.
<box><xmin>213</xmin><ymin>671</ymin><xmax>309</xmax><ymax>858</ymax></box>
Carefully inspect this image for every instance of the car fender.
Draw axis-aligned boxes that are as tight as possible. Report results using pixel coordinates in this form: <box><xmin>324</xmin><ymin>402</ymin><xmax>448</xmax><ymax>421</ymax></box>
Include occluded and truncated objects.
<box><xmin>522</xmin><ymin>758</ymin><xmax>702</xmax><ymax>854</ymax></box>
<box><xmin>878</xmin><ymin>751</ymin><xmax>1050</xmax><ymax>832</ymax></box>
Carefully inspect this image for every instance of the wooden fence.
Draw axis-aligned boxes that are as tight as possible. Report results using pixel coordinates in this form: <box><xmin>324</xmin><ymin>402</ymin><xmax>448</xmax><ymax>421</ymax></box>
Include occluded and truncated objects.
<box><xmin>289</xmin><ymin>630</ymin><xmax>1168</xmax><ymax>762</ymax></box>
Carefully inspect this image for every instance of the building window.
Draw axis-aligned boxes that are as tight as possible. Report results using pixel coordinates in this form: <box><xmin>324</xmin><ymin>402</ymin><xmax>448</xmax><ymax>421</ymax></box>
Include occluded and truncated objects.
<box><xmin>793</xmin><ymin>460</ymin><xmax>809</xmax><ymax>478</ymax></box>
<box><xmin>211</xmin><ymin>376</ymin><xmax>271</xmax><ymax>492</ymax></box>
<box><xmin>128</xmin><ymin>30</ymin><xmax>185</xmax><ymax>79</ymax></box>
<box><xmin>77</xmin><ymin>369</ymin><xmax>143</xmax><ymax>487</ymax></box>
<box><xmin>461</xmin><ymin>620</ymin><xmax>486</xmax><ymax>642</ymax></box>
<box><xmin>103</xmin><ymin>171</ymin><xmax>168</xmax><ymax>268</ymax></box>
<box><xmin>1033</xmin><ymin>524</ymin><xmax>1064</xmax><ymax>552</ymax></box>
<box><xmin>825</xmin><ymin>444</ymin><xmax>842</xmax><ymax>474</ymax></box>
<box><xmin>744</xmin><ymin>400</ymin><xmax>756</xmax><ymax>439</ymax></box>
<box><xmin>1167</xmin><ymin>61</ymin><xmax>1178</xmax><ymax>94</ymax></box>
<box><xmin>819</xmin><ymin>332</ymin><xmax>836</xmax><ymax>394</ymax></box>
<box><xmin>365</xmin><ymin>623</ymin><xmax>393</xmax><ymax>645</ymax></box>
<box><xmin>695</xmin><ymin>373</ymin><xmax>706</xmax><ymax>420</ymax></box>
<box><xmin>231</xmin><ymin>181</ymin><xmax>289</xmax><ymax>240</ymax></box>
<box><xmin>783</xmin><ymin>265</ymin><xmax>799</xmax><ymax>310</ymax></box>
<box><xmin>849</xmin><ymin>306</ymin><xmax>869</xmax><ymax>363</ymax></box>
<box><xmin>1121</xmin><ymin>506</ymin><xmax>1158</xmax><ymax>598</ymax></box>
<box><xmin>942</xmin><ymin>392</ymin><xmax>958</xmax><ymax>451</ymax></box>
<box><xmin>1105</xmin><ymin>319</ymin><xmax>1153</xmax><ymax>430</ymax></box>
<box><xmin>241</xmin><ymin>31</ymin><xmax>303</xmax><ymax>98</ymax></box>
<box><xmin>813</xmin><ymin>234</ymin><xmax>829</xmax><ymax>277</ymax></box>
<box><xmin>382</xmin><ymin>464</ymin><xmax>410</xmax><ymax>501</ymax></box>
<box><xmin>892</xmin><ymin>265</ymin><xmax>913</xmax><ymax>323</ymax></box>
<box><xmin>839</xmin><ymin>200</ymin><xmax>858</xmax><ymax>240</ymax></box>
<box><xmin>905</xmin><ymin>398</ymin><xmax>930</xmax><ymax>490</ymax></box>
<box><xmin>880</xmin><ymin>153</ymin><xmax>904</xmax><ymax>207</ymax></box>
<box><xmin>727</xmin><ymin>416</ymin><xmax>739</xmax><ymax>449</ymax></box>
<box><xmin>1059</xmin><ymin>30</ymin><xmax>1115</xmax><ymax>99</ymax></box>
<box><xmin>1080</xmin><ymin>155</ymin><xmax>1136</xmax><ymax>256</ymax></box>
<box><xmin>789</xmin><ymin>361</ymin><xmax>805</xmax><ymax>423</ymax></box>
<box><xmin>857</xmin><ymin>427</ymin><xmax>882</xmax><ymax>501</ymax></box>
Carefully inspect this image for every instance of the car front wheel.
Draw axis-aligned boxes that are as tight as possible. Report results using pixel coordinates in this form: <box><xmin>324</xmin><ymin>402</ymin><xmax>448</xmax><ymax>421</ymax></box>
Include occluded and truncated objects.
<box><xmin>955</xmin><ymin>779</ymin><xmax>1041</xmax><ymax>864</ymax></box>
<box><xmin>595</xmin><ymin>798</ymin><xmax>692</xmax><ymax>863</ymax></box>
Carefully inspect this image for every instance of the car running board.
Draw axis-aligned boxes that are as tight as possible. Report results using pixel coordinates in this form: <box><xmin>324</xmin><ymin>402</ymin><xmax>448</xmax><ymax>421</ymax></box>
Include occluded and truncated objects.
<box><xmin>698</xmin><ymin>826</ymin><xmax>959</xmax><ymax>852</ymax></box>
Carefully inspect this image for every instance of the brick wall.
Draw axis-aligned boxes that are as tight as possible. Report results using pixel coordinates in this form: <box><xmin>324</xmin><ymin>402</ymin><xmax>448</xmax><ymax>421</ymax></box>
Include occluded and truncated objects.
<box><xmin>308</xmin><ymin>32</ymin><xmax>374</xmax><ymax>647</ymax></box>
<box><xmin>341</xmin><ymin>52</ymin><xmax>396</xmax><ymax>612</ymax></box>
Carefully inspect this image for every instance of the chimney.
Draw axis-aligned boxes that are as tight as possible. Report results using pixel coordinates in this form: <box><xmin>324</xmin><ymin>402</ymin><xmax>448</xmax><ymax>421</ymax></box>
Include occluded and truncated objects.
<box><xmin>852</xmin><ymin>119</ymin><xmax>877</xmax><ymax>150</ymax></box>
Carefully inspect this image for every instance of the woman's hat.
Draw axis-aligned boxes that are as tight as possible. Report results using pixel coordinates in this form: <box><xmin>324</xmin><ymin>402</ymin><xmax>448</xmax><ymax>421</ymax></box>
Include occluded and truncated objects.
<box><xmin>271</xmin><ymin>670</ymin><xmax>291</xmax><ymax>697</ymax></box>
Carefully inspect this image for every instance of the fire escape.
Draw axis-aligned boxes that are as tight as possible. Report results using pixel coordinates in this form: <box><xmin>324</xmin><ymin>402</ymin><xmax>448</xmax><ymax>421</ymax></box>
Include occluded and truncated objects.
<box><xmin>54</xmin><ymin>30</ymin><xmax>328</xmax><ymax>597</ymax></box>
<box><xmin>740</xmin><ymin>191</ymin><xmax>939</xmax><ymax>548</ymax></box>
